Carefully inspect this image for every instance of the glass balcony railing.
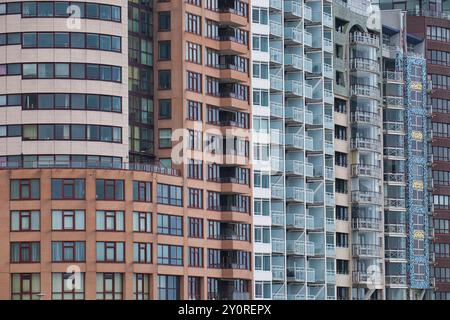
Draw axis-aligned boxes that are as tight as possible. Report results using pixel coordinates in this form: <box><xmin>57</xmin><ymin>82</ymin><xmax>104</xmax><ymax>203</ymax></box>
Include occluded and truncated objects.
<box><xmin>284</xmin><ymin>1</ymin><xmax>302</xmax><ymax>18</ymax></box>
<box><xmin>384</xmin><ymin>146</ymin><xmax>405</xmax><ymax>158</ymax></box>
<box><xmin>304</xmin><ymin>5</ymin><xmax>312</xmax><ymax>21</ymax></box>
<box><xmin>350</xmin><ymin>137</ymin><xmax>380</xmax><ymax>151</ymax></box>
<box><xmin>384</xmin><ymin>223</ymin><xmax>406</xmax><ymax>235</ymax></box>
<box><xmin>352</xmin><ymin>244</ymin><xmax>382</xmax><ymax>258</ymax></box>
<box><xmin>272</xmin><ymin>266</ymin><xmax>286</xmax><ymax>281</ymax></box>
<box><xmin>352</xmin><ymin>271</ymin><xmax>382</xmax><ymax>285</ymax></box>
<box><xmin>271</xmin><ymin>157</ymin><xmax>284</xmax><ymax>172</ymax></box>
<box><xmin>304</xmin><ymin>84</ymin><xmax>313</xmax><ymax>99</ymax></box>
<box><xmin>271</xmin><ymin>129</ymin><xmax>283</xmax><ymax>145</ymax></box>
<box><xmin>324</xmin><ymin>115</ymin><xmax>333</xmax><ymax>130</ymax></box>
<box><xmin>326</xmin><ymin>244</ymin><xmax>335</xmax><ymax>257</ymax></box>
<box><xmin>324</xmin><ymin>90</ymin><xmax>333</xmax><ymax>104</ymax></box>
<box><xmin>284</xmin><ymin>27</ymin><xmax>302</xmax><ymax>43</ymax></box>
<box><xmin>323</xmin><ymin>38</ymin><xmax>333</xmax><ymax>53</ymax></box>
<box><xmin>326</xmin><ymin>217</ymin><xmax>335</xmax><ymax>232</ymax></box>
<box><xmin>287</xmin><ymin>267</ymin><xmax>305</xmax><ymax>282</ymax></box>
<box><xmin>286</xmin><ymin>187</ymin><xmax>305</xmax><ymax>202</ymax></box>
<box><xmin>351</xmin><ymin>191</ymin><xmax>382</xmax><ymax>205</ymax></box>
<box><xmin>327</xmin><ymin>270</ymin><xmax>336</xmax><ymax>283</ymax></box>
<box><xmin>270</xmin><ymin>102</ymin><xmax>283</xmax><ymax>118</ymax></box>
<box><xmin>323</xmin><ymin>12</ymin><xmax>333</xmax><ymax>28</ymax></box>
<box><xmin>305</xmin><ymin>136</ymin><xmax>314</xmax><ymax>151</ymax></box>
<box><xmin>270</xmin><ymin>0</ymin><xmax>282</xmax><ymax>11</ymax></box>
<box><xmin>323</xmin><ymin>63</ymin><xmax>333</xmax><ymax>78</ymax></box>
<box><xmin>351</xmin><ymin>164</ymin><xmax>380</xmax><ymax>178</ymax></box>
<box><xmin>285</xmin><ymin>80</ymin><xmax>303</xmax><ymax>96</ymax></box>
<box><xmin>270</xmin><ymin>47</ymin><xmax>283</xmax><ymax>65</ymax></box>
<box><xmin>272</xmin><ymin>238</ymin><xmax>285</xmax><ymax>253</ymax></box>
<box><xmin>326</xmin><ymin>192</ymin><xmax>335</xmax><ymax>206</ymax></box>
<box><xmin>305</xmin><ymin>188</ymin><xmax>314</xmax><ymax>203</ymax></box>
<box><xmin>270</xmin><ymin>74</ymin><xmax>283</xmax><ymax>91</ymax></box>
<box><xmin>351</xmin><ymin>217</ymin><xmax>382</xmax><ymax>231</ymax></box>
<box><xmin>285</xmin><ymin>107</ymin><xmax>304</xmax><ymax>123</ymax></box>
<box><xmin>271</xmin><ymin>185</ymin><xmax>284</xmax><ymax>199</ymax></box>
<box><xmin>350</xmin><ymin>32</ymin><xmax>379</xmax><ymax>47</ymax></box>
<box><xmin>350</xmin><ymin>58</ymin><xmax>380</xmax><ymax>73</ymax></box>
<box><xmin>304</xmin><ymin>31</ymin><xmax>313</xmax><ymax>47</ymax></box>
<box><xmin>285</xmin><ymin>160</ymin><xmax>304</xmax><ymax>176</ymax></box>
<box><xmin>271</xmin><ymin>210</ymin><xmax>285</xmax><ymax>226</ymax></box>
<box><xmin>304</xmin><ymin>57</ymin><xmax>313</xmax><ymax>73</ymax></box>
<box><xmin>325</xmin><ymin>141</ymin><xmax>333</xmax><ymax>154</ymax></box>
<box><xmin>305</xmin><ymin>162</ymin><xmax>313</xmax><ymax>177</ymax></box>
<box><xmin>284</xmin><ymin>53</ymin><xmax>303</xmax><ymax>70</ymax></box>
<box><xmin>285</xmin><ymin>133</ymin><xmax>304</xmax><ymax>149</ymax></box>
<box><xmin>350</xmin><ymin>110</ymin><xmax>381</xmax><ymax>124</ymax></box>
<box><xmin>287</xmin><ymin>213</ymin><xmax>306</xmax><ymax>229</ymax></box>
<box><xmin>270</xmin><ymin>20</ymin><xmax>283</xmax><ymax>37</ymax></box>
<box><xmin>287</xmin><ymin>240</ymin><xmax>305</xmax><ymax>255</ymax></box>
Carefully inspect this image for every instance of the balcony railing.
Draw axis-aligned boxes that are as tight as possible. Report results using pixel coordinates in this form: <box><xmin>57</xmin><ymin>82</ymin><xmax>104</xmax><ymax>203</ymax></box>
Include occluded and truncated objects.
<box><xmin>285</xmin><ymin>80</ymin><xmax>303</xmax><ymax>96</ymax></box>
<box><xmin>352</xmin><ymin>271</ymin><xmax>382</xmax><ymax>285</ymax></box>
<box><xmin>304</xmin><ymin>57</ymin><xmax>313</xmax><ymax>73</ymax></box>
<box><xmin>284</xmin><ymin>1</ymin><xmax>302</xmax><ymax>18</ymax></box>
<box><xmin>384</xmin><ymin>172</ymin><xmax>405</xmax><ymax>183</ymax></box>
<box><xmin>284</xmin><ymin>27</ymin><xmax>302</xmax><ymax>43</ymax></box>
<box><xmin>304</xmin><ymin>5</ymin><xmax>312</xmax><ymax>21</ymax></box>
<box><xmin>269</xmin><ymin>0</ymin><xmax>282</xmax><ymax>11</ymax></box>
<box><xmin>384</xmin><ymin>198</ymin><xmax>406</xmax><ymax>209</ymax></box>
<box><xmin>272</xmin><ymin>238</ymin><xmax>285</xmax><ymax>253</ymax></box>
<box><xmin>350</xmin><ymin>84</ymin><xmax>380</xmax><ymax>98</ymax></box>
<box><xmin>271</xmin><ymin>185</ymin><xmax>284</xmax><ymax>199</ymax></box>
<box><xmin>384</xmin><ymin>122</ymin><xmax>405</xmax><ymax>133</ymax></box>
<box><xmin>286</xmin><ymin>187</ymin><xmax>304</xmax><ymax>202</ymax></box>
<box><xmin>270</xmin><ymin>102</ymin><xmax>283</xmax><ymax>118</ymax></box>
<box><xmin>323</xmin><ymin>63</ymin><xmax>333</xmax><ymax>79</ymax></box>
<box><xmin>325</xmin><ymin>166</ymin><xmax>334</xmax><ymax>180</ymax></box>
<box><xmin>287</xmin><ymin>240</ymin><xmax>305</xmax><ymax>255</ymax></box>
<box><xmin>324</xmin><ymin>89</ymin><xmax>333</xmax><ymax>104</ymax></box>
<box><xmin>350</xmin><ymin>110</ymin><xmax>381</xmax><ymax>124</ymax></box>
<box><xmin>272</xmin><ymin>266</ymin><xmax>285</xmax><ymax>281</ymax></box>
<box><xmin>326</xmin><ymin>244</ymin><xmax>335</xmax><ymax>257</ymax></box>
<box><xmin>324</xmin><ymin>141</ymin><xmax>333</xmax><ymax>154</ymax></box>
<box><xmin>271</xmin><ymin>157</ymin><xmax>284</xmax><ymax>172</ymax></box>
<box><xmin>350</xmin><ymin>137</ymin><xmax>380</xmax><ymax>151</ymax></box>
<box><xmin>350</xmin><ymin>58</ymin><xmax>379</xmax><ymax>73</ymax></box>
<box><xmin>351</xmin><ymin>191</ymin><xmax>382</xmax><ymax>205</ymax></box>
<box><xmin>271</xmin><ymin>129</ymin><xmax>283</xmax><ymax>145</ymax></box>
<box><xmin>384</xmin><ymin>223</ymin><xmax>406</xmax><ymax>235</ymax></box>
<box><xmin>270</xmin><ymin>20</ymin><xmax>283</xmax><ymax>37</ymax></box>
<box><xmin>326</xmin><ymin>217</ymin><xmax>335</xmax><ymax>232</ymax></box>
<box><xmin>287</xmin><ymin>267</ymin><xmax>305</xmax><ymax>282</ymax></box>
<box><xmin>270</xmin><ymin>74</ymin><xmax>283</xmax><ymax>91</ymax></box>
<box><xmin>384</xmin><ymin>71</ymin><xmax>403</xmax><ymax>82</ymax></box>
<box><xmin>272</xmin><ymin>211</ymin><xmax>285</xmax><ymax>226</ymax></box>
<box><xmin>284</xmin><ymin>53</ymin><xmax>303</xmax><ymax>70</ymax></box>
<box><xmin>285</xmin><ymin>160</ymin><xmax>304</xmax><ymax>176</ymax></box>
<box><xmin>352</xmin><ymin>244</ymin><xmax>382</xmax><ymax>258</ymax></box>
<box><xmin>384</xmin><ymin>96</ymin><xmax>404</xmax><ymax>108</ymax></box>
<box><xmin>304</xmin><ymin>31</ymin><xmax>313</xmax><ymax>47</ymax></box>
<box><xmin>287</xmin><ymin>213</ymin><xmax>305</xmax><ymax>229</ymax></box>
<box><xmin>326</xmin><ymin>192</ymin><xmax>335</xmax><ymax>206</ymax></box>
<box><xmin>323</xmin><ymin>38</ymin><xmax>333</xmax><ymax>52</ymax></box>
<box><xmin>323</xmin><ymin>12</ymin><xmax>333</xmax><ymax>28</ymax></box>
<box><xmin>351</xmin><ymin>164</ymin><xmax>380</xmax><ymax>178</ymax></box>
<box><xmin>285</xmin><ymin>133</ymin><xmax>304</xmax><ymax>149</ymax></box>
<box><xmin>351</xmin><ymin>217</ymin><xmax>382</xmax><ymax>231</ymax></box>
<box><xmin>305</xmin><ymin>188</ymin><xmax>314</xmax><ymax>203</ymax></box>
<box><xmin>270</xmin><ymin>47</ymin><xmax>283</xmax><ymax>64</ymax></box>
<box><xmin>384</xmin><ymin>146</ymin><xmax>405</xmax><ymax>158</ymax></box>
<box><xmin>285</xmin><ymin>107</ymin><xmax>305</xmax><ymax>123</ymax></box>
<box><xmin>350</xmin><ymin>32</ymin><xmax>379</xmax><ymax>46</ymax></box>
<box><xmin>385</xmin><ymin>275</ymin><xmax>407</xmax><ymax>287</ymax></box>
<box><xmin>385</xmin><ymin>249</ymin><xmax>407</xmax><ymax>260</ymax></box>
<box><xmin>304</xmin><ymin>83</ymin><xmax>313</xmax><ymax>99</ymax></box>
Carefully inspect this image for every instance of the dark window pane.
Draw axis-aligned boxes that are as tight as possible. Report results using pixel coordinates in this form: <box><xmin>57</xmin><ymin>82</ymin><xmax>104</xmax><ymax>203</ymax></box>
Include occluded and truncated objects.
<box><xmin>38</xmin><ymin>33</ymin><xmax>53</xmax><ymax>48</ymax></box>
<box><xmin>38</xmin><ymin>94</ymin><xmax>54</xmax><ymax>109</ymax></box>
<box><xmin>87</xmin><ymin>95</ymin><xmax>100</xmax><ymax>110</ymax></box>
<box><xmin>71</xmin><ymin>33</ymin><xmax>85</xmax><ymax>48</ymax></box>
<box><xmin>37</xmin><ymin>2</ymin><xmax>54</xmax><ymax>17</ymax></box>
<box><xmin>71</xmin><ymin>125</ymin><xmax>86</xmax><ymax>140</ymax></box>
<box><xmin>71</xmin><ymin>63</ymin><xmax>85</xmax><ymax>79</ymax></box>
<box><xmin>54</xmin><ymin>33</ymin><xmax>69</xmax><ymax>47</ymax></box>
<box><xmin>22</xmin><ymin>33</ymin><xmax>37</xmax><ymax>48</ymax></box>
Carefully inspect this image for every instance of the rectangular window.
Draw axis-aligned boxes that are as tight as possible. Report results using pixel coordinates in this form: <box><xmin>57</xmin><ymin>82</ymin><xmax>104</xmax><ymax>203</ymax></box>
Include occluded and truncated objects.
<box><xmin>335</xmin><ymin>178</ymin><xmax>348</xmax><ymax>194</ymax></box>
<box><xmin>51</xmin><ymin>241</ymin><xmax>85</xmax><ymax>262</ymax></box>
<box><xmin>188</xmin><ymin>276</ymin><xmax>202</xmax><ymax>300</ymax></box>
<box><xmin>157</xmin><ymin>184</ymin><xmax>183</xmax><ymax>206</ymax></box>
<box><xmin>52</xmin><ymin>210</ymin><xmax>85</xmax><ymax>231</ymax></box>
<box><xmin>95</xmin><ymin>179</ymin><xmax>124</xmax><ymax>200</ymax></box>
<box><xmin>133</xmin><ymin>212</ymin><xmax>152</xmax><ymax>233</ymax></box>
<box><xmin>51</xmin><ymin>179</ymin><xmax>85</xmax><ymax>199</ymax></box>
<box><xmin>133</xmin><ymin>181</ymin><xmax>152</xmax><ymax>202</ymax></box>
<box><xmin>336</xmin><ymin>233</ymin><xmax>349</xmax><ymax>248</ymax></box>
<box><xmin>187</xmin><ymin>159</ymin><xmax>203</xmax><ymax>179</ymax></box>
<box><xmin>186</xmin><ymin>42</ymin><xmax>202</xmax><ymax>63</ymax></box>
<box><xmin>188</xmin><ymin>188</ymin><xmax>203</xmax><ymax>209</ymax></box>
<box><xmin>159</xmin><ymin>129</ymin><xmax>172</xmax><ymax>148</ymax></box>
<box><xmin>187</xmin><ymin>71</ymin><xmax>202</xmax><ymax>92</ymax></box>
<box><xmin>188</xmin><ymin>217</ymin><xmax>203</xmax><ymax>238</ymax></box>
<box><xmin>158</xmin><ymin>275</ymin><xmax>181</xmax><ymax>300</ymax></box>
<box><xmin>52</xmin><ymin>272</ymin><xmax>85</xmax><ymax>300</ymax></box>
<box><xmin>133</xmin><ymin>273</ymin><xmax>150</xmax><ymax>300</ymax></box>
<box><xmin>11</xmin><ymin>274</ymin><xmax>40</xmax><ymax>300</ymax></box>
<box><xmin>335</xmin><ymin>206</ymin><xmax>349</xmax><ymax>221</ymax></box>
<box><xmin>158</xmin><ymin>11</ymin><xmax>171</xmax><ymax>31</ymax></box>
<box><xmin>185</xmin><ymin>13</ymin><xmax>201</xmax><ymax>34</ymax></box>
<box><xmin>96</xmin><ymin>211</ymin><xmax>124</xmax><ymax>231</ymax></box>
<box><xmin>96</xmin><ymin>242</ymin><xmax>125</xmax><ymax>262</ymax></box>
<box><xmin>159</xmin><ymin>99</ymin><xmax>171</xmax><ymax>119</ymax></box>
<box><xmin>335</xmin><ymin>152</ymin><xmax>348</xmax><ymax>167</ymax></box>
<box><xmin>10</xmin><ymin>211</ymin><xmax>40</xmax><ymax>231</ymax></box>
<box><xmin>255</xmin><ymin>253</ymin><xmax>271</xmax><ymax>271</ymax></box>
<box><xmin>157</xmin><ymin>244</ymin><xmax>183</xmax><ymax>266</ymax></box>
<box><xmin>10</xmin><ymin>179</ymin><xmax>40</xmax><ymax>200</ymax></box>
<box><xmin>96</xmin><ymin>273</ymin><xmax>123</xmax><ymax>300</ymax></box>
<box><xmin>187</xmin><ymin>100</ymin><xmax>202</xmax><ymax>120</ymax></box>
<box><xmin>158</xmin><ymin>70</ymin><xmax>171</xmax><ymax>90</ymax></box>
<box><xmin>157</xmin><ymin>214</ymin><xmax>183</xmax><ymax>236</ymax></box>
<box><xmin>133</xmin><ymin>243</ymin><xmax>152</xmax><ymax>263</ymax></box>
<box><xmin>10</xmin><ymin>242</ymin><xmax>40</xmax><ymax>263</ymax></box>
<box><xmin>189</xmin><ymin>247</ymin><xmax>203</xmax><ymax>267</ymax></box>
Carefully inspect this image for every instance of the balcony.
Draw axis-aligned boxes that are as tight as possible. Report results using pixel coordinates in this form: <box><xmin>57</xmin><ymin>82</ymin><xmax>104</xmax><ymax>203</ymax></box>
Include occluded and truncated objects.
<box><xmin>287</xmin><ymin>240</ymin><xmax>305</xmax><ymax>255</ymax></box>
<box><xmin>270</xmin><ymin>47</ymin><xmax>283</xmax><ymax>65</ymax></box>
<box><xmin>303</xmin><ymin>5</ymin><xmax>312</xmax><ymax>21</ymax></box>
<box><xmin>285</xmin><ymin>80</ymin><xmax>303</xmax><ymax>97</ymax></box>
<box><xmin>324</xmin><ymin>90</ymin><xmax>333</xmax><ymax>104</ymax></box>
<box><xmin>284</xmin><ymin>54</ymin><xmax>303</xmax><ymax>70</ymax></box>
<box><xmin>350</xmin><ymin>137</ymin><xmax>380</xmax><ymax>151</ymax></box>
<box><xmin>326</xmin><ymin>244</ymin><xmax>335</xmax><ymax>257</ymax></box>
<box><xmin>352</xmin><ymin>244</ymin><xmax>382</xmax><ymax>258</ymax></box>
<box><xmin>272</xmin><ymin>238</ymin><xmax>285</xmax><ymax>253</ymax></box>
<box><xmin>350</xmin><ymin>32</ymin><xmax>379</xmax><ymax>47</ymax></box>
<box><xmin>384</xmin><ymin>96</ymin><xmax>404</xmax><ymax>108</ymax></box>
<box><xmin>323</xmin><ymin>63</ymin><xmax>333</xmax><ymax>79</ymax></box>
<box><xmin>324</xmin><ymin>141</ymin><xmax>333</xmax><ymax>154</ymax></box>
<box><xmin>323</xmin><ymin>38</ymin><xmax>333</xmax><ymax>53</ymax></box>
<box><xmin>270</xmin><ymin>20</ymin><xmax>283</xmax><ymax>38</ymax></box>
<box><xmin>271</xmin><ymin>157</ymin><xmax>284</xmax><ymax>173</ymax></box>
<box><xmin>350</xmin><ymin>110</ymin><xmax>381</xmax><ymax>125</ymax></box>
<box><xmin>384</xmin><ymin>71</ymin><xmax>403</xmax><ymax>82</ymax></box>
<box><xmin>350</xmin><ymin>84</ymin><xmax>380</xmax><ymax>98</ymax></box>
<box><xmin>385</xmin><ymin>249</ymin><xmax>407</xmax><ymax>261</ymax></box>
<box><xmin>384</xmin><ymin>122</ymin><xmax>405</xmax><ymax>134</ymax></box>
<box><xmin>351</xmin><ymin>217</ymin><xmax>382</xmax><ymax>231</ymax></box>
<box><xmin>304</xmin><ymin>57</ymin><xmax>313</xmax><ymax>73</ymax></box>
<box><xmin>384</xmin><ymin>172</ymin><xmax>405</xmax><ymax>184</ymax></box>
<box><xmin>326</xmin><ymin>192</ymin><xmax>335</xmax><ymax>206</ymax></box>
<box><xmin>305</xmin><ymin>162</ymin><xmax>313</xmax><ymax>177</ymax></box>
<box><xmin>273</xmin><ymin>266</ymin><xmax>286</xmax><ymax>281</ymax></box>
<box><xmin>385</xmin><ymin>275</ymin><xmax>407</xmax><ymax>287</ymax></box>
<box><xmin>285</xmin><ymin>133</ymin><xmax>304</xmax><ymax>150</ymax></box>
<box><xmin>325</xmin><ymin>166</ymin><xmax>334</xmax><ymax>180</ymax></box>
<box><xmin>284</xmin><ymin>27</ymin><xmax>302</xmax><ymax>44</ymax></box>
<box><xmin>351</xmin><ymin>164</ymin><xmax>380</xmax><ymax>178</ymax></box>
<box><xmin>270</xmin><ymin>101</ymin><xmax>283</xmax><ymax>118</ymax></box>
<box><xmin>271</xmin><ymin>185</ymin><xmax>284</xmax><ymax>199</ymax></box>
<box><xmin>327</xmin><ymin>270</ymin><xmax>336</xmax><ymax>283</ymax></box>
<box><xmin>326</xmin><ymin>217</ymin><xmax>335</xmax><ymax>232</ymax></box>
<box><xmin>304</xmin><ymin>31</ymin><xmax>313</xmax><ymax>47</ymax></box>
<box><xmin>305</xmin><ymin>188</ymin><xmax>314</xmax><ymax>203</ymax></box>
<box><xmin>286</xmin><ymin>187</ymin><xmax>304</xmax><ymax>202</ymax></box>
<box><xmin>286</xmin><ymin>213</ymin><xmax>305</xmax><ymax>229</ymax></box>
<box><xmin>285</xmin><ymin>107</ymin><xmax>310</xmax><ymax>124</ymax></box>
<box><xmin>284</xmin><ymin>1</ymin><xmax>302</xmax><ymax>19</ymax></box>
<box><xmin>272</xmin><ymin>211</ymin><xmax>285</xmax><ymax>226</ymax></box>
<box><xmin>350</xmin><ymin>58</ymin><xmax>380</xmax><ymax>73</ymax></box>
<box><xmin>287</xmin><ymin>267</ymin><xmax>305</xmax><ymax>282</ymax></box>
<box><xmin>323</xmin><ymin>12</ymin><xmax>333</xmax><ymax>28</ymax></box>
<box><xmin>384</xmin><ymin>223</ymin><xmax>406</xmax><ymax>235</ymax></box>
<box><xmin>270</xmin><ymin>74</ymin><xmax>283</xmax><ymax>91</ymax></box>
<box><xmin>304</xmin><ymin>84</ymin><xmax>313</xmax><ymax>99</ymax></box>
<box><xmin>351</xmin><ymin>191</ymin><xmax>382</xmax><ymax>205</ymax></box>
<box><xmin>271</xmin><ymin>129</ymin><xmax>283</xmax><ymax>145</ymax></box>
<box><xmin>384</xmin><ymin>146</ymin><xmax>405</xmax><ymax>158</ymax></box>
<box><xmin>352</xmin><ymin>271</ymin><xmax>382</xmax><ymax>286</ymax></box>
<box><xmin>324</xmin><ymin>115</ymin><xmax>333</xmax><ymax>130</ymax></box>
<box><xmin>285</xmin><ymin>160</ymin><xmax>304</xmax><ymax>176</ymax></box>
<box><xmin>384</xmin><ymin>198</ymin><xmax>406</xmax><ymax>209</ymax></box>
<box><xmin>305</xmin><ymin>136</ymin><xmax>314</xmax><ymax>151</ymax></box>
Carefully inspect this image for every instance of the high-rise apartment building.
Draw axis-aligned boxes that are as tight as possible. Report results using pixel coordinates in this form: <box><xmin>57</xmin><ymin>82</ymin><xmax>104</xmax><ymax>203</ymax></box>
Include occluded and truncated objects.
<box><xmin>0</xmin><ymin>0</ymin><xmax>252</xmax><ymax>300</ymax></box>
<box><xmin>252</xmin><ymin>0</ymin><xmax>336</xmax><ymax>300</ymax></box>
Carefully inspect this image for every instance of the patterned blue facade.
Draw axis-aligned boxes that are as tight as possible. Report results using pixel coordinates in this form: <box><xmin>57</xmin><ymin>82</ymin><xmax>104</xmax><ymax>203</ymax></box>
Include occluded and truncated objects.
<box><xmin>404</xmin><ymin>55</ymin><xmax>430</xmax><ymax>289</ymax></box>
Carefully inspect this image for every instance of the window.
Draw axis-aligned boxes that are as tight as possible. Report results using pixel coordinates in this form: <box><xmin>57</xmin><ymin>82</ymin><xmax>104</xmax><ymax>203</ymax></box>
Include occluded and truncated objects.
<box><xmin>159</xmin><ymin>99</ymin><xmax>171</xmax><ymax>119</ymax></box>
<box><xmin>335</xmin><ymin>206</ymin><xmax>349</xmax><ymax>221</ymax></box>
<box><xmin>254</xmin><ymin>171</ymin><xmax>270</xmax><ymax>188</ymax></box>
<box><xmin>337</xmin><ymin>287</ymin><xmax>350</xmax><ymax>300</ymax></box>
<box><xmin>336</xmin><ymin>233</ymin><xmax>349</xmax><ymax>248</ymax></box>
<box><xmin>11</xmin><ymin>274</ymin><xmax>40</xmax><ymax>300</ymax></box>
<box><xmin>133</xmin><ymin>274</ymin><xmax>150</xmax><ymax>300</ymax></box>
<box><xmin>434</xmin><ymin>243</ymin><xmax>450</xmax><ymax>258</ymax></box>
<box><xmin>335</xmin><ymin>178</ymin><xmax>348</xmax><ymax>194</ymax></box>
<box><xmin>157</xmin><ymin>184</ymin><xmax>183</xmax><ymax>206</ymax></box>
<box><xmin>434</xmin><ymin>219</ymin><xmax>450</xmax><ymax>234</ymax></box>
<box><xmin>133</xmin><ymin>181</ymin><xmax>152</xmax><ymax>202</ymax></box>
<box><xmin>51</xmin><ymin>179</ymin><xmax>85</xmax><ymax>199</ymax></box>
<box><xmin>133</xmin><ymin>212</ymin><xmax>152</xmax><ymax>233</ymax></box>
<box><xmin>10</xmin><ymin>211</ymin><xmax>40</xmax><ymax>231</ymax></box>
<box><xmin>186</xmin><ymin>42</ymin><xmax>202</xmax><ymax>63</ymax></box>
<box><xmin>188</xmin><ymin>188</ymin><xmax>203</xmax><ymax>209</ymax></box>
<box><xmin>96</xmin><ymin>273</ymin><xmax>123</xmax><ymax>300</ymax></box>
<box><xmin>96</xmin><ymin>242</ymin><xmax>125</xmax><ymax>262</ymax></box>
<box><xmin>52</xmin><ymin>241</ymin><xmax>85</xmax><ymax>262</ymax></box>
<box><xmin>189</xmin><ymin>247</ymin><xmax>203</xmax><ymax>267</ymax></box>
<box><xmin>159</xmin><ymin>129</ymin><xmax>172</xmax><ymax>148</ymax></box>
<box><xmin>52</xmin><ymin>210</ymin><xmax>85</xmax><ymax>231</ymax></box>
<box><xmin>157</xmin><ymin>244</ymin><xmax>183</xmax><ymax>265</ymax></box>
<box><xmin>254</xmin><ymin>198</ymin><xmax>270</xmax><ymax>216</ymax></box>
<box><xmin>96</xmin><ymin>211</ymin><xmax>124</xmax><ymax>231</ymax></box>
<box><xmin>158</xmin><ymin>11</ymin><xmax>171</xmax><ymax>31</ymax></box>
<box><xmin>252</xmin><ymin>61</ymin><xmax>269</xmax><ymax>79</ymax></box>
<box><xmin>158</xmin><ymin>70</ymin><xmax>171</xmax><ymax>89</ymax></box>
<box><xmin>252</xmin><ymin>34</ymin><xmax>268</xmax><ymax>52</ymax></box>
<box><xmin>188</xmin><ymin>277</ymin><xmax>202</xmax><ymax>300</ymax></box>
<box><xmin>255</xmin><ymin>281</ymin><xmax>271</xmax><ymax>299</ymax></box>
<box><xmin>158</xmin><ymin>275</ymin><xmax>181</xmax><ymax>300</ymax></box>
<box><xmin>254</xmin><ymin>226</ymin><xmax>270</xmax><ymax>243</ymax></box>
<box><xmin>335</xmin><ymin>125</ymin><xmax>347</xmax><ymax>140</ymax></box>
<box><xmin>188</xmin><ymin>217</ymin><xmax>203</xmax><ymax>238</ymax></box>
<box><xmin>185</xmin><ymin>13</ymin><xmax>201</xmax><ymax>34</ymax></box>
<box><xmin>335</xmin><ymin>152</ymin><xmax>348</xmax><ymax>167</ymax></box>
<box><xmin>252</xmin><ymin>7</ymin><xmax>268</xmax><ymax>24</ymax></box>
<box><xmin>188</xmin><ymin>159</ymin><xmax>203</xmax><ymax>179</ymax></box>
<box><xmin>187</xmin><ymin>100</ymin><xmax>202</xmax><ymax>120</ymax></box>
<box><xmin>10</xmin><ymin>179</ymin><xmax>40</xmax><ymax>200</ymax></box>
<box><xmin>157</xmin><ymin>214</ymin><xmax>183</xmax><ymax>236</ymax></box>
<box><xmin>52</xmin><ymin>272</ymin><xmax>85</xmax><ymax>300</ymax></box>
<box><xmin>96</xmin><ymin>179</ymin><xmax>124</xmax><ymax>200</ymax></box>
<box><xmin>187</xmin><ymin>71</ymin><xmax>202</xmax><ymax>92</ymax></box>
<box><xmin>337</xmin><ymin>260</ymin><xmax>349</xmax><ymax>274</ymax></box>
<box><xmin>10</xmin><ymin>242</ymin><xmax>40</xmax><ymax>263</ymax></box>
<box><xmin>255</xmin><ymin>253</ymin><xmax>271</xmax><ymax>271</ymax></box>
<box><xmin>133</xmin><ymin>243</ymin><xmax>152</xmax><ymax>263</ymax></box>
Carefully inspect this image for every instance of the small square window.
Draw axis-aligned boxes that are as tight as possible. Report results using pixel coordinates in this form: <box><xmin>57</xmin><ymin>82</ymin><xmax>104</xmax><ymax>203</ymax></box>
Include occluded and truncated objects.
<box><xmin>158</xmin><ymin>41</ymin><xmax>171</xmax><ymax>60</ymax></box>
